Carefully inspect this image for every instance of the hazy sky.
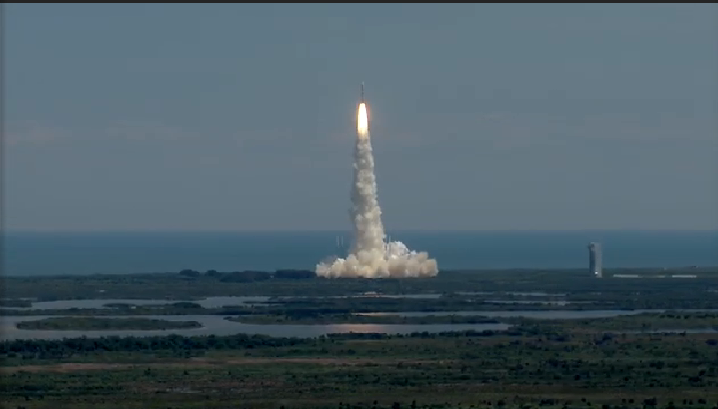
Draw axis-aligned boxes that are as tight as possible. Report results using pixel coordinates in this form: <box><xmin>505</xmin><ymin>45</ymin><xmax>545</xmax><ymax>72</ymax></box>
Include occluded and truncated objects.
<box><xmin>5</xmin><ymin>4</ymin><xmax>718</xmax><ymax>231</ymax></box>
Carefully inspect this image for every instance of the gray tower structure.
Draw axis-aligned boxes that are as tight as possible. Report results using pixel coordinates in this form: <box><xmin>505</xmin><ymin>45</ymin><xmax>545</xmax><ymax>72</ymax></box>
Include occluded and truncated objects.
<box><xmin>588</xmin><ymin>242</ymin><xmax>603</xmax><ymax>278</ymax></box>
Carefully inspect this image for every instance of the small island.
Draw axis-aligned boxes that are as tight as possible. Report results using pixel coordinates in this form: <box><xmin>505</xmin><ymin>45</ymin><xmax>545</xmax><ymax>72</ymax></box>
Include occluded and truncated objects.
<box><xmin>0</xmin><ymin>299</ymin><xmax>33</xmax><ymax>308</ymax></box>
<box><xmin>225</xmin><ymin>313</ymin><xmax>500</xmax><ymax>325</ymax></box>
<box><xmin>16</xmin><ymin>317</ymin><xmax>202</xmax><ymax>331</ymax></box>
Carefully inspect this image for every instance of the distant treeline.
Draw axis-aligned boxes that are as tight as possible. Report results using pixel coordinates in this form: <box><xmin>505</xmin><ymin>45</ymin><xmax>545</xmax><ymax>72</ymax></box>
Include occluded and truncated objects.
<box><xmin>179</xmin><ymin>269</ymin><xmax>315</xmax><ymax>281</ymax></box>
<box><xmin>1</xmin><ymin>333</ymin><xmax>305</xmax><ymax>359</ymax></box>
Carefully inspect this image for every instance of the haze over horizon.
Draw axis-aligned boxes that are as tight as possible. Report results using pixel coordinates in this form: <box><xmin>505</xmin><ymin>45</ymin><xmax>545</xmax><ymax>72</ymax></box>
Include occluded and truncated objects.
<box><xmin>5</xmin><ymin>228</ymin><xmax>718</xmax><ymax>233</ymax></box>
<box><xmin>5</xmin><ymin>4</ymin><xmax>718</xmax><ymax>232</ymax></box>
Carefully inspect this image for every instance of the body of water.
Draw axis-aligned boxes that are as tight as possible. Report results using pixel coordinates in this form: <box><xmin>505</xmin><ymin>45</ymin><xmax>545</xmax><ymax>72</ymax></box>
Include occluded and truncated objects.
<box><xmin>5</xmin><ymin>309</ymin><xmax>718</xmax><ymax>340</ymax></box>
<box><xmin>0</xmin><ymin>315</ymin><xmax>511</xmax><ymax>341</ymax></box>
<box><xmin>5</xmin><ymin>230</ymin><xmax>718</xmax><ymax>276</ymax></box>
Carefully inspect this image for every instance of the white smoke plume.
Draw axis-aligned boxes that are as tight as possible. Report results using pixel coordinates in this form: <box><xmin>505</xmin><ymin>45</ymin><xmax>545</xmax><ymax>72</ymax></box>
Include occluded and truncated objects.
<box><xmin>316</xmin><ymin>102</ymin><xmax>438</xmax><ymax>278</ymax></box>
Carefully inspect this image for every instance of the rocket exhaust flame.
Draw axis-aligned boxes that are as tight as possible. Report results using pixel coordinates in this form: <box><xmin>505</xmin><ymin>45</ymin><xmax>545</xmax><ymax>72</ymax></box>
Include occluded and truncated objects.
<box><xmin>357</xmin><ymin>102</ymin><xmax>369</xmax><ymax>137</ymax></box>
<box><xmin>315</xmin><ymin>86</ymin><xmax>439</xmax><ymax>278</ymax></box>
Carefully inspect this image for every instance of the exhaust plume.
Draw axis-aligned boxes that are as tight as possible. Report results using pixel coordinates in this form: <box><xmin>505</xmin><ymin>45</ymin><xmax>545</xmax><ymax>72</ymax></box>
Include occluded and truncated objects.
<box><xmin>315</xmin><ymin>99</ymin><xmax>439</xmax><ymax>278</ymax></box>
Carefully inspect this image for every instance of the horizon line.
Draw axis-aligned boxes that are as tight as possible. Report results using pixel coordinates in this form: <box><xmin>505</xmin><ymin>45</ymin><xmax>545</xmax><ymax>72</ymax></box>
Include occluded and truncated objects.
<box><xmin>5</xmin><ymin>228</ymin><xmax>718</xmax><ymax>234</ymax></box>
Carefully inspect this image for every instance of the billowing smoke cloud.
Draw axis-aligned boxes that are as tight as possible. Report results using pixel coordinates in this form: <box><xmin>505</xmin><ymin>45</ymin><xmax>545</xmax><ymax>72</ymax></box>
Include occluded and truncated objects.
<box><xmin>316</xmin><ymin>103</ymin><xmax>438</xmax><ymax>278</ymax></box>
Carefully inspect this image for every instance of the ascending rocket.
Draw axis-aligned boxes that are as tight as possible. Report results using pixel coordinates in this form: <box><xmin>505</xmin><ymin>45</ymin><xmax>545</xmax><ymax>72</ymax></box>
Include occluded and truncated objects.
<box><xmin>357</xmin><ymin>82</ymin><xmax>369</xmax><ymax>137</ymax></box>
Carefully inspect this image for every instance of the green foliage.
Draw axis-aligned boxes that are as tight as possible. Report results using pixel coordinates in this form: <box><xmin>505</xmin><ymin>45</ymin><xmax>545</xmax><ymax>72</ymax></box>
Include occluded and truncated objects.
<box><xmin>15</xmin><ymin>317</ymin><xmax>201</xmax><ymax>331</ymax></box>
<box><xmin>3</xmin><ymin>268</ymin><xmax>718</xmax><ymax>408</ymax></box>
<box><xmin>224</xmin><ymin>314</ymin><xmax>501</xmax><ymax>325</ymax></box>
<box><xmin>4</xmin><ymin>268</ymin><xmax>718</xmax><ymax>304</ymax></box>
<box><xmin>0</xmin><ymin>299</ymin><xmax>33</xmax><ymax>308</ymax></box>
<box><xmin>3</xmin><ymin>330</ymin><xmax>718</xmax><ymax>408</ymax></box>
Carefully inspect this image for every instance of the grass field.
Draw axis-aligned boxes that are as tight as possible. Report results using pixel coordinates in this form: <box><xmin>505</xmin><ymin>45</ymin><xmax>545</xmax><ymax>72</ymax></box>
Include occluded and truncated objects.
<box><xmin>3</xmin><ymin>329</ymin><xmax>718</xmax><ymax>408</ymax></box>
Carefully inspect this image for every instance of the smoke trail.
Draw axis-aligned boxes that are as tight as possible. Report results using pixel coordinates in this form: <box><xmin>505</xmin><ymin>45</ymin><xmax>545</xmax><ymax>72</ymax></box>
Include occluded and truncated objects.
<box><xmin>316</xmin><ymin>103</ymin><xmax>438</xmax><ymax>278</ymax></box>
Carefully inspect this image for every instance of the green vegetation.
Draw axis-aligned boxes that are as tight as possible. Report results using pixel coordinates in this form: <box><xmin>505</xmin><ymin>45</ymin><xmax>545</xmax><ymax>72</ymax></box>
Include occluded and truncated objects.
<box><xmin>0</xmin><ymin>298</ymin><xmax>33</xmax><ymax>308</ymax></box>
<box><xmin>102</xmin><ymin>303</ymin><xmax>137</xmax><ymax>309</ymax></box>
<box><xmin>3</xmin><ymin>268</ymin><xmax>718</xmax><ymax>318</ymax></box>
<box><xmin>225</xmin><ymin>314</ymin><xmax>501</xmax><ymax>325</ymax></box>
<box><xmin>495</xmin><ymin>314</ymin><xmax>718</xmax><ymax>336</ymax></box>
<box><xmin>224</xmin><ymin>311</ymin><xmax>718</xmax><ymax>329</ymax></box>
<box><xmin>3</xmin><ymin>325</ymin><xmax>718</xmax><ymax>408</ymax></box>
<box><xmin>3</xmin><ymin>269</ymin><xmax>718</xmax><ymax>408</ymax></box>
<box><xmin>563</xmin><ymin>311</ymin><xmax>718</xmax><ymax>332</ymax></box>
<box><xmin>3</xmin><ymin>268</ymin><xmax>718</xmax><ymax>306</ymax></box>
<box><xmin>0</xmin><ymin>301</ymin><xmax>573</xmax><ymax>317</ymax></box>
<box><xmin>15</xmin><ymin>317</ymin><xmax>202</xmax><ymax>331</ymax></box>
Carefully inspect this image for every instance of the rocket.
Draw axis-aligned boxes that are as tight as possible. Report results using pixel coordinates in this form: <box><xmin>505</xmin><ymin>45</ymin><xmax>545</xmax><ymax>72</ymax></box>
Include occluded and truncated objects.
<box><xmin>356</xmin><ymin>82</ymin><xmax>369</xmax><ymax>136</ymax></box>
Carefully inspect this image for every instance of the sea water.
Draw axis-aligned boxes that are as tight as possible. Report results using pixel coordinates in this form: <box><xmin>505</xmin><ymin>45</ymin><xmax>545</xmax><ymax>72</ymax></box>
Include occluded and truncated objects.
<box><xmin>4</xmin><ymin>230</ymin><xmax>717</xmax><ymax>276</ymax></box>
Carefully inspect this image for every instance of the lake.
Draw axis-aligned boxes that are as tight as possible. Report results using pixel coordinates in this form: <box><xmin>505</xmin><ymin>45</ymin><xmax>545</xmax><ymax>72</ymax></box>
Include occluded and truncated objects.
<box><xmin>0</xmin><ymin>315</ymin><xmax>511</xmax><ymax>341</ymax></box>
<box><xmin>5</xmin><ymin>309</ymin><xmax>718</xmax><ymax>340</ymax></box>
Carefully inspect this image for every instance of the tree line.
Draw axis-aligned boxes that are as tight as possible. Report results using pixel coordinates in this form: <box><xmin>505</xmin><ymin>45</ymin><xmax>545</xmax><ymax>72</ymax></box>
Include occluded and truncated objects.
<box><xmin>179</xmin><ymin>269</ymin><xmax>315</xmax><ymax>281</ymax></box>
<box><xmin>1</xmin><ymin>329</ymin><xmax>507</xmax><ymax>359</ymax></box>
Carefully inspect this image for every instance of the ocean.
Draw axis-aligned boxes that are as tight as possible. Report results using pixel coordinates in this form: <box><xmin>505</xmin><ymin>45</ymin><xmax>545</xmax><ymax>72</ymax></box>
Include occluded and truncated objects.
<box><xmin>3</xmin><ymin>230</ymin><xmax>718</xmax><ymax>277</ymax></box>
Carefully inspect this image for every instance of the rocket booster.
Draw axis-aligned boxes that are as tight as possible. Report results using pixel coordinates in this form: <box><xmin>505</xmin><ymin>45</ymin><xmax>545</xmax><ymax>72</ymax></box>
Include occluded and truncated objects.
<box><xmin>357</xmin><ymin>82</ymin><xmax>369</xmax><ymax>137</ymax></box>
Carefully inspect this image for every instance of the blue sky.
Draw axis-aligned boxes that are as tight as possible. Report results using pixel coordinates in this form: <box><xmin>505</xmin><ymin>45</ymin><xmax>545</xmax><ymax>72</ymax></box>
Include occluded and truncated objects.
<box><xmin>5</xmin><ymin>4</ymin><xmax>718</xmax><ymax>231</ymax></box>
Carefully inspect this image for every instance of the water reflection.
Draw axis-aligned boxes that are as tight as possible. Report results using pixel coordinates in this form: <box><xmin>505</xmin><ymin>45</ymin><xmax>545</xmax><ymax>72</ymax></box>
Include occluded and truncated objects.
<box><xmin>0</xmin><ymin>315</ymin><xmax>511</xmax><ymax>341</ymax></box>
